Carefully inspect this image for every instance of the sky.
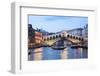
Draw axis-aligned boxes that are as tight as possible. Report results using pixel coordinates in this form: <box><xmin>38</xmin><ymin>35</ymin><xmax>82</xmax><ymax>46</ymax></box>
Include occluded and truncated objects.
<box><xmin>28</xmin><ymin>15</ymin><xmax>88</xmax><ymax>33</ymax></box>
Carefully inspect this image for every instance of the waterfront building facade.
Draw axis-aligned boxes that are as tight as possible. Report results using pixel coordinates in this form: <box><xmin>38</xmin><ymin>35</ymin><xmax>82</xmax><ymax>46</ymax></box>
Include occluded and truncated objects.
<box><xmin>67</xmin><ymin>28</ymin><xmax>83</xmax><ymax>36</ymax></box>
<box><xmin>34</xmin><ymin>31</ymin><xmax>43</xmax><ymax>44</ymax></box>
<box><xmin>28</xmin><ymin>24</ymin><xmax>43</xmax><ymax>48</ymax></box>
<box><xmin>82</xmin><ymin>24</ymin><xmax>88</xmax><ymax>38</ymax></box>
<box><xmin>36</xmin><ymin>28</ymin><xmax>49</xmax><ymax>36</ymax></box>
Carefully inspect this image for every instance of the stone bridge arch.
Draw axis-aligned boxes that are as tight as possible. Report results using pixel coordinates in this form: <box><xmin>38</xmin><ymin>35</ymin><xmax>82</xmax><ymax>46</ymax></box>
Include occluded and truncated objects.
<box><xmin>43</xmin><ymin>32</ymin><xmax>85</xmax><ymax>46</ymax></box>
<box><xmin>43</xmin><ymin>36</ymin><xmax>76</xmax><ymax>46</ymax></box>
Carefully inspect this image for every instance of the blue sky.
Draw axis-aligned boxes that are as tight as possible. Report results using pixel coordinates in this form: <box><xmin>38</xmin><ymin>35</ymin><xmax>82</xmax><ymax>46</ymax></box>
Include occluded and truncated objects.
<box><xmin>28</xmin><ymin>15</ymin><xmax>88</xmax><ymax>33</ymax></box>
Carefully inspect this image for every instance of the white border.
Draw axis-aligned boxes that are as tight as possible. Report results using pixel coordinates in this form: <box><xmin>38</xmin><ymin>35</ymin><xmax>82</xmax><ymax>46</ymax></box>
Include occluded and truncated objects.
<box><xmin>11</xmin><ymin>2</ymin><xmax>97</xmax><ymax>74</ymax></box>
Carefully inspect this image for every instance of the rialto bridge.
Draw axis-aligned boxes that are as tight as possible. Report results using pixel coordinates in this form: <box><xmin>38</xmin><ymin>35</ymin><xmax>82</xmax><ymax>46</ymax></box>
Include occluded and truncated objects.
<box><xmin>43</xmin><ymin>31</ymin><xmax>87</xmax><ymax>46</ymax></box>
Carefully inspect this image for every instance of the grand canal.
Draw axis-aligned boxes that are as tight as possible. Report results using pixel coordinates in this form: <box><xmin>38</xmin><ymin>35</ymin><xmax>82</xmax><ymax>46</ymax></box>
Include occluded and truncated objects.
<box><xmin>28</xmin><ymin>47</ymin><xmax>88</xmax><ymax>61</ymax></box>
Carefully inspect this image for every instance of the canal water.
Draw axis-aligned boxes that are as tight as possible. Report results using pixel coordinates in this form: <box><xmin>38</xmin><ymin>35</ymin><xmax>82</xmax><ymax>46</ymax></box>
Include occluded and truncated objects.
<box><xmin>28</xmin><ymin>47</ymin><xmax>88</xmax><ymax>61</ymax></box>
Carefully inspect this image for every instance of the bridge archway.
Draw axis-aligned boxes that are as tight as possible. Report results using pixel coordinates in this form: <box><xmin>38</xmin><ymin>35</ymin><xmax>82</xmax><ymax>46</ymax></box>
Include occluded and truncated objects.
<box><xmin>53</xmin><ymin>36</ymin><xmax>56</xmax><ymax>39</ymax></box>
<box><xmin>52</xmin><ymin>38</ymin><xmax>74</xmax><ymax>46</ymax></box>
<box><xmin>67</xmin><ymin>34</ymin><xmax>70</xmax><ymax>38</ymax></box>
<box><xmin>56</xmin><ymin>35</ymin><xmax>58</xmax><ymax>38</ymax></box>
<box><xmin>47</xmin><ymin>37</ymin><xmax>49</xmax><ymax>41</ymax></box>
<box><xmin>59</xmin><ymin>34</ymin><xmax>61</xmax><ymax>37</ymax></box>
<box><xmin>44</xmin><ymin>36</ymin><xmax>75</xmax><ymax>46</ymax></box>
<box><xmin>43</xmin><ymin>32</ymin><xmax>85</xmax><ymax>46</ymax></box>
<box><xmin>50</xmin><ymin>37</ymin><xmax>52</xmax><ymax>40</ymax></box>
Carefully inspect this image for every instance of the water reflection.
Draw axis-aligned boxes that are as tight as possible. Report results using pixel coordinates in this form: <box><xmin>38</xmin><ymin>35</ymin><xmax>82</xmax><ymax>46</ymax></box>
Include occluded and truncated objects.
<box><xmin>28</xmin><ymin>47</ymin><xmax>88</xmax><ymax>61</ymax></box>
<box><xmin>60</xmin><ymin>48</ymin><xmax>68</xmax><ymax>59</ymax></box>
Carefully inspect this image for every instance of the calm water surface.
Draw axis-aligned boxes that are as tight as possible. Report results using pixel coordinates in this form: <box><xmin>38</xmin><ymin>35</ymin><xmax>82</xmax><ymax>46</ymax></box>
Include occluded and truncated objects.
<box><xmin>28</xmin><ymin>47</ymin><xmax>88</xmax><ymax>61</ymax></box>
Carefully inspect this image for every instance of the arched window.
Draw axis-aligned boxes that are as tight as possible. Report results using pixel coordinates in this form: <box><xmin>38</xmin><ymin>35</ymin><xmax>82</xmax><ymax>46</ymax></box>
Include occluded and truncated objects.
<box><xmin>56</xmin><ymin>35</ymin><xmax>58</xmax><ymax>38</ymax></box>
<box><xmin>67</xmin><ymin>34</ymin><xmax>69</xmax><ymax>38</ymax></box>
<box><xmin>50</xmin><ymin>37</ymin><xmax>52</xmax><ymax>40</ymax></box>
<box><xmin>53</xmin><ymin>36</ymin><xmax>55</xmax><ymax>39</ymax></box>
<box><xmin>44</xmin><ymin>39</ymin><xmax>46</xmax><ymax>41</ymax></box>
<box><xmin>59</xmin><ymin>34</ymin><xmax>61</xmax><ymax>37</ymax></box>
<box><xmin>73</xmin><ymin>36</ymin><xmax>75</xmax><ymax>39</ymax></box>
<box><xmin>79</xmin><ymin>38</ymin><xmax>81</xmax><ymax>41</ymax></box>
<box><xmin>76</xmin><ymin>37</ymin><xmax>78</xmax><ymax>39</ymax></box>
<box><xmin>47</xmin><ymin>37</ymin><xmax>49</xmax><ymax>41</ymax></box>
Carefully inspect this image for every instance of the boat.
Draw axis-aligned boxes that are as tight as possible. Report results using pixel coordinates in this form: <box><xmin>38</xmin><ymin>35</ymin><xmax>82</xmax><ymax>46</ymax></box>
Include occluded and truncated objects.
<box><xmin>51</xmin><ymin>46</ymin><xmax>66</xmax><ymax>50</ymax></box>
<box><xmin>51</xmin><ymin>39</ymin><xmax>68</xmax><ymax>50</ymax></box>
<box><xmin>71</xmin><ymin>45</ymin><xmax>88</xmax><ymax>49</ymax></box>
